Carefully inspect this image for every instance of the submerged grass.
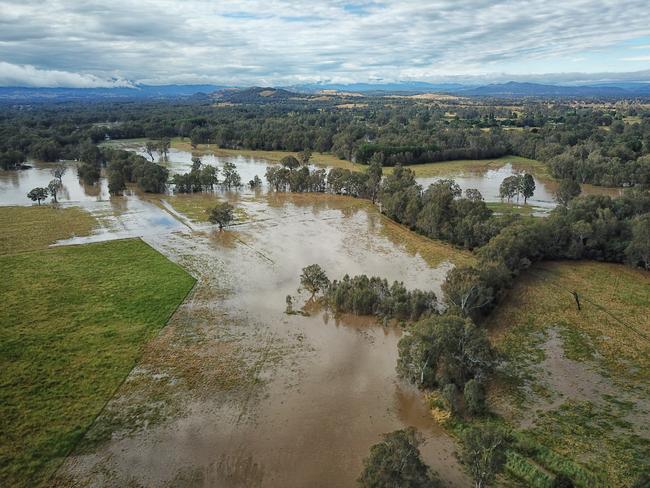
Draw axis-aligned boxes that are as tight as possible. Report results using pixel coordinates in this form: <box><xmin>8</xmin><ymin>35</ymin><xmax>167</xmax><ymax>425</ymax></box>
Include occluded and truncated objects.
<box><xmin>488</xmin><ymin>261</ymin><xmax>650</xmax><ymax>389</ymax></box>
<box><xmin>484</xmin><ymin>260</ymin><xmax>650</xmax><ymax>486</ymax></box>
<box><xmin>0</xmin><ymin>239</ymin><xmax>196</xmax><ymax>487</ymax></box>
<box><xmin>0</xmin><ymin>206</ymin><xmax>96</xmax><ymax>255</ymax></box>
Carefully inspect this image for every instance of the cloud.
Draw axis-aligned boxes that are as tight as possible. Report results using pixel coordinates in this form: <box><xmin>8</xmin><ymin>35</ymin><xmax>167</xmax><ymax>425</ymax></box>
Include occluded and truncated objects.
<box><xmin>0</xmin><ymin>62</ymin><xmax>134</xmax><ymax>88</ymax></box>
<box><xmin>623</xmin><ymin>56</ymin><xmax>650</xmax><ymax>62</ymax></box>
<box><xmin>0</xmin><ymin>0</ymin><xmax>649</xmax><ymax>86</ymax></box>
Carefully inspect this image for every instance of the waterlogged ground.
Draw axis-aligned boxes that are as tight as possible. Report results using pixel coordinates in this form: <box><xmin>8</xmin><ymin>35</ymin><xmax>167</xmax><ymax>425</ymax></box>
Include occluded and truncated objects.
<box><xmin>41</xmin><ymin>191</ymin><xmax>469</xmax><ymax>488</ymax></box>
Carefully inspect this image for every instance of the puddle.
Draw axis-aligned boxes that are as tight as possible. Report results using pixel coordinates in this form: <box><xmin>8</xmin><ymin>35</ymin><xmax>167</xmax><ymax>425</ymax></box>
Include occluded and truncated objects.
<box><xmin>517</xmin><ymin>327</ymin><xmax>649</xmax><ymax>434</ymax></box>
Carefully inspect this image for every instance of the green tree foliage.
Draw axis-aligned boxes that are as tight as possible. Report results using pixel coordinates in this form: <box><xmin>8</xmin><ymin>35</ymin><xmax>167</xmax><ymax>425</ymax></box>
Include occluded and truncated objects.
<box><xmin>0</xmin><ymin>149</ymin><xmax>26</xmax><ymax>170</ymax></box>
<box><xmin>626</xmin><ymin>213</ymin><xmax>650</xmax><ymax>269</ymax></box>
<box><xmin>208</xmin><ymin>202</ymin><xmax>234</xmax><ymax>229</ymax></box>
<box><xmin>249</xmin><ymin>175</ymin><xmax>262</xmax><ymax>189</ymax></box>
<box><xmin>521</xmin><ymin>173</ymin><xmax>535</xmax><ymax>203</ymax></box>
<box><xmin>460</xmin><ymin>425</ymin><xmax>508</xmax><ymax>488</ymax></box>
<box><xmin>358</xmin><ymin>428</ymin><xmax>440</xmax><ymax>488</ymax></box>
<box><xmin>221</xmin><ymin>161</ymin><xmax>242</xmax><ymax>190</ymax></box>
<box><xmin>47</xmin><ymin>179</ymin><xmax>62</xmax><ymax>203</ymax></box>
<box><xmin>555</xmin><ymin>179</ymin><xmax>582</xmax><ymax>206</ymax></box>
<box><xmin>463</xmin><ymin>379</ymin><xmax>487</xmax><ymax>416</ymax></box>
<box><xmin>27</xmin><ymin>187</ymin><xmax>49</xmax><ymax>205</ymax></box>
<box><xmin>327</xmin><ymin>274</ymin><xmax>437</xmax><ymax>321</ymax></box>
<box><xmin>551</xmin><ymin>473</ymin><xmax>575</xmax><ymax>488</ymax></box>
<box><xmin>499</xmin><ymin>175</ymin><xmax>519</xmax><ymax>202</ymax></box>
<box><xmin>397</xmin><ymin>315</ymin><xmax>494</xmax><ymax>389</ymax></box>
<box><xmin>299</xmin><ymin>264</ymin><xmax>330</xmax><ymax>298</ymax></box>
<box><xmin>108</xmin><ymin>170</ymin><xmax>126</xmax><ymax>195</ymax></box>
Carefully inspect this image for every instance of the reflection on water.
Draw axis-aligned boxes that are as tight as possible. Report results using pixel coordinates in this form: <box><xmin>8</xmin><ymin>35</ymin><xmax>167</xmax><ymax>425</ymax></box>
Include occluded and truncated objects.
<box><xmin>0</xmin><ymin>161</ymin><xmax>109</xmax><ymax>206</ymax></box>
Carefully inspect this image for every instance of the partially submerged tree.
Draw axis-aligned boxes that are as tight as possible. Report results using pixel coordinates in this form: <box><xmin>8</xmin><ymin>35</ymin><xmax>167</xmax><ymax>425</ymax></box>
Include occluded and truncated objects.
<box><xmin>47</xmin><ymin>179</ymin><xmax>62</xmax><ymax>203</ymax></box>
<box><xmin>108</xmin><ymin>170</ymin><xmax>127</xmax><ymax>195</ymax></box>
<box><xmin>249</xmin><ymin>175</ymin><xmax>262</xmax><ymax>189</ymax></box>
<box><xmin>358</xmin><ymin>428</ymin><xmax>440</xmax><ymax>488</ymax></box>
<box><xmin>144</xmin><ymin>141</ymin><xmax>157</xmax><ymax>161</ymax></box>
<box><xmin>27</xmin><ymin>187</ymin><xmax>49</xmax><ymax>205</ymax></box>
<box><xmin>208</xmin><ymin>202</ymin><xmax>234</xmax><ymax>230</ymax></box>
<box><xmin>221</xmin><ymin>161</ymin><xmax>242</xmax><ymax>190</ymax></box>
<box><xmin>51</xmin><ymin>163</ymin><xmax>67</xmax><ymax>182</ymax></box>
<box><xmin>280</xmin><ymin>155</ymin><xmax>301</xmax><ymax>170</ymax></box>
<box><xmin>460</xmin><ymin>425</ymin><xmax>507</xmax><ymax>488</ymax></box>
<box><xmin>299</xmin><ymin>264</ymin><xmax>330</xmax><ymax>298</ymax></box>
<box><xmin>521</xmin><ymin>173</ymin><xmax>535</xmax><ymax>204</ymax></box>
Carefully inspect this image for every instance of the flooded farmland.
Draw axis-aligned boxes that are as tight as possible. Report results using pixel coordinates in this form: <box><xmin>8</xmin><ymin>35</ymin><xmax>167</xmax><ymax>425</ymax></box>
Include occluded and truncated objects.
<box><xmin>0</xmin><ymin>147</ymin><xmax>624</xmax><ymax>487</ymax></box>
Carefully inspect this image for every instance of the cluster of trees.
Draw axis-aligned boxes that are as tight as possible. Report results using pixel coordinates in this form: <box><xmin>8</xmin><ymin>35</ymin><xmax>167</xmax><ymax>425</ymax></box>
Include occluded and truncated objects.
<box><xmin>4</xmin><ymin>98</ymin><xmax>648</xmax><ymax>188</ymax></box>
<box><xmin>499</xmin><ymin>173</ymin><xmax>535</xmax><ymax>203</ymax></box>
<box><xmin>265</xmin><ymin>155</ymin><xmax>326</xmax><ymax>192</ymax></box>
<box><xmin>298</xmin><ymin>265</ymin><xmax>437</xmax><ymax>322</ymax></box>
<box><xmin>170</xmin><ymin>157</ymin><xmax>242</xmax><ymax>193</ymax></box>
<box><xmin>144</xmin><ymin>138</ymin><xmax>171</xmax><ymax>161</ymax></box>
<box><xmin>397</xmin><ymin>314</ymin><xmax>493</xmax><ymax>415</ymax></box>
<box><xmin>441</xmin><ymin>190</ymin><xmax>650</xmax><ymax>321</ymax></box>
<box><xmin>104</xmin><ymin>148</ymin><xmax>169</xmax><ymax>194</ymax></box>
<box><xmin>380</xmin><ymin>168</ymin><xmax>511</xmax><ymax>249</ymax></box>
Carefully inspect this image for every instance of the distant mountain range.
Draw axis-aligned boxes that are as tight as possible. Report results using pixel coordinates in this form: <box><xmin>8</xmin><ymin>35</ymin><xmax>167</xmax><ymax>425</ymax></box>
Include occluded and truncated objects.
<box><xmin>2</xmin><ymin>81</ymin><xmax>650</xmax><ymax>102</ymax></box>
<box><xmin>0</xmin><ymin>84</ymin><xmax>224</xmax><ymax>101</ymax></box>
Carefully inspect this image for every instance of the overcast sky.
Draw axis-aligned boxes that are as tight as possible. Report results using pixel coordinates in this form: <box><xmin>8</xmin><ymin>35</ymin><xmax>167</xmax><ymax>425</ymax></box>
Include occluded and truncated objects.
<box><xmin>0</xmin><ymin>0</ymin><xmax>649</xmax><ymax>87</ymax></box>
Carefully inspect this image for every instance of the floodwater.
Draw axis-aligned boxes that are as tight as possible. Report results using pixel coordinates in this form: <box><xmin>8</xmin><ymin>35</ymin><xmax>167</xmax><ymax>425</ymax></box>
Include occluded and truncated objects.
<box><xmin>50</xmin><ymin>193</ymin><xmax>470</xmax><ymax>487</ymax></box>
<box><xmin>2</xmin><ymin>147</ymin><xmax>623</xmax><ymax>487</ymax></box>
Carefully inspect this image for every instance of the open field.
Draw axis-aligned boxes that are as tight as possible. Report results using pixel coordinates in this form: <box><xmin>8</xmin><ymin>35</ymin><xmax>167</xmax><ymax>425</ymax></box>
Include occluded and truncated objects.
<box><xmin>0</xmin><ymin>238</ymin><xmax>195</xmax><ymax>487</ymax></box>
<box><xmin>485</xmin><ymin>261</ymin><xmax>650</xmax><ymax>486</ymax></box>
<box><xmin>0</xmin><ymin>206</ymin><xmax>96</xmax><ymax>255</ymax></box>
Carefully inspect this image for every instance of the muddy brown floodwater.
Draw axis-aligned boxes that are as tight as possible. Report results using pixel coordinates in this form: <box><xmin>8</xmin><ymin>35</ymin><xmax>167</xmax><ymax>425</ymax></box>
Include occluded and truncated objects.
<box><xmin>45</xmin><ymin>191</ymin><xmax>471</xmax><ymax>487</ymax></box>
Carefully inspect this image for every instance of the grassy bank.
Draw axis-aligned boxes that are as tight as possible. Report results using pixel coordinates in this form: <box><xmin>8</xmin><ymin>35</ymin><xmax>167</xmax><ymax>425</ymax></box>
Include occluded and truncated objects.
<box><xmin>0</xmin><ymin>206</ymin><xmax>96</xmax><ymax>255</ymax></box>
<box><xmin>0</xmin><ymin>238</ymin><xmax>196</xmax><ymax>487</ymax></box>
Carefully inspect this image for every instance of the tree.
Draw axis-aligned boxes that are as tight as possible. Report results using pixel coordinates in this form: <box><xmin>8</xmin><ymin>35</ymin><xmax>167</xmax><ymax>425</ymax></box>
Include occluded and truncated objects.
<box><xmin>520</xmin><ymin>173</ymin><xmax>535</xmax><ymax>204</ymax></box>
<box><xmin>0</xmin><ymin>149</ymin><xmax>26</xmax><ymax>170</ymax></box>
<box><xmin>442</xmin><ymin>266</ymin><xmax>494</xmax><ymax>318</ymax></box>
<box><xmin>158</xmin><ymin>137</ymin><xmax>171</xmax><ymax>160</ymax></box>
<box><xmin>27</xmin><ymin>187</ymin><xmax>48</xmax><ymax>205</ymax></box>
<box><xmin>499</xmin><ymin>176</ymin><xmax>518</xmax><ymax>203</ymax></box>
<box><xmin>249</xmin><ymin>175</ymin><xmax>262</xmax><ymax>189</ymax></box>
<box><xmin>51</xmin><ymin>163</ymin><xmax>67</xmax><ymax>182</ymax></box>
<box><xmin>625</xmin><ymin>213</ymin><xmax>650</xmax><ymax>270</ymax></box>
<box><xmin>208</xmin><ymin>202</ymin><xmax>234</xmax><ymax>230</ymax></box>
<box><xmin>280</xmin><ymin>155</ymin><xmax>301</xmax><ymax>170</ymax></box>
<box><xmin>555</xmin><ymin>179</ymin><xmax>581</xmax><ymax>206</ymax></box>
<box><xmin>299</xmin><ymin>264</ymin><xmax>330</xmax><ymax>298</ymax></box>
<box><xmin>144</xmin><ymin>141</ymin><xmax>157</xmax><ymax>161</ymax></box>
<box><xmin>460</xmin><ymin>425</ymin><xmax>507</xmax><ymax>488</ymax></box>
<box><xmin>463</xmin><ymin>379</ymin><xmax>486</xmax><ymax>416</ymax></box>
<box><xmin>297</xmin><ymin>149</ymin><xmax>312</xmax><ymax>165</ymax></box>
<box><xmin>367</xmin><ymin>160</ymin><xmax>383</xmax><ymax>203</ymax></box>
<box><xmin>47</xmin><ymin>179</ymin><xmax>62</xmax><ymax>203</ymax></box>
<box><xmin>108</xmin><ymin>170</ymin><xmax>126</xmax><ymax>195</ymax></box>
<box><xmin>358</xmin><ymin>428</ymin><xmax>440</xmax><ymax>488</ymax></box>
<box><xmin>221</xmin><ymin>161</ymin><xmax>242</xmax><ymax>189</ymax></box>
<box><xmin>397</xmin><ymin>315</ymin><xmax>494</xmax><ymax>389</ymax></box>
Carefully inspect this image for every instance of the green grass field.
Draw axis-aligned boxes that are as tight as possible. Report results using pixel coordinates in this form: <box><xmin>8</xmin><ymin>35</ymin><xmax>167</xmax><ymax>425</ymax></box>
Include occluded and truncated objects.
<box><xmin>0</xmin><ymin>238</ymin><xmax>196</xmax><ymax>487</ymax></box>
